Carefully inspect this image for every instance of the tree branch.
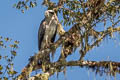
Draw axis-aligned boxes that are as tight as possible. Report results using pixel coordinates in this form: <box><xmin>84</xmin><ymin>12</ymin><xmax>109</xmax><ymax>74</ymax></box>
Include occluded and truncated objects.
<box><xmin>27</xmin><ymin>60</ymin><xmax>120</xmax><ymax>80</ymax></box>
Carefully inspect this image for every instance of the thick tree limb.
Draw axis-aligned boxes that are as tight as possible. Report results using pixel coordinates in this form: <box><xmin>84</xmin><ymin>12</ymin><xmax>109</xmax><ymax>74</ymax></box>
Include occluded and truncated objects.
<box><xmin>27</xmin><ymin>60</ymin><xmax>120</xmax><ymax>80</ymax></box>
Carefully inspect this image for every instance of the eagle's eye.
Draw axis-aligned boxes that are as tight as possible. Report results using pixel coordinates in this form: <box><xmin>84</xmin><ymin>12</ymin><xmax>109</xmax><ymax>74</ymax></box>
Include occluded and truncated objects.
<box><xmin>49</xmin><ymin>12</ymin><xmax>54</xmax><ymax>15</ymax></box>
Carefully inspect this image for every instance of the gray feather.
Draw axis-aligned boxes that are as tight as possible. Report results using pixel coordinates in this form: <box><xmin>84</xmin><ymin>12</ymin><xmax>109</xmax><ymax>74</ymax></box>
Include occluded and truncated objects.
<box><xmin>38</xmin><ymin>19</ymin><xmax>46</xmax><ymax>50</ymax></box>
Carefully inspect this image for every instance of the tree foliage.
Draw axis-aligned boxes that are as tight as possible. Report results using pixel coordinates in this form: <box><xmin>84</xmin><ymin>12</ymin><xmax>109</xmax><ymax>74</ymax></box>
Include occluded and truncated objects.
<box><xmin>1</xmin><ymin>0</ymin><xmax>120</xmax><ymax>80</ymax></box>
<box><xmin>0</xmin><ymin>36</ymin><xmax>19</xmax><ymax>80</ymax></box>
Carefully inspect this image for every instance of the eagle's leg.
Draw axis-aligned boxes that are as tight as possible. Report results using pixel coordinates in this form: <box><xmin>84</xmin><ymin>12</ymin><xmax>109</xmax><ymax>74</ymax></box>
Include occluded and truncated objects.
<box><xmin>45</xmin><ymin>36</ymin><xmax>54</xmax><ymax>49</ymax></box>
<box><xmin>45</xmin><ymin>35</ymin><xmax>49</xmax><ymax>49</ymax></box>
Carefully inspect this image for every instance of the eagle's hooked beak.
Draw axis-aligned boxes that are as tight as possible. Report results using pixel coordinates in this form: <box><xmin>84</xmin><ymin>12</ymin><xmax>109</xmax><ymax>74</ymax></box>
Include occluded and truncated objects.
<box><xmin>45</xmin><ymin>11</ymin><xmax>49</xmax><ymax>17</ymax></box>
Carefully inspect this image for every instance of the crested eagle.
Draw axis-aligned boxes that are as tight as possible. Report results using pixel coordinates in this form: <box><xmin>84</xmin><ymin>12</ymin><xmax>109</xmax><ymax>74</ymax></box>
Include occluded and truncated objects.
<box><xmin>38</xmin><ymin>10</ymin><xmax>58</xmax><ymax>61</ymax></box>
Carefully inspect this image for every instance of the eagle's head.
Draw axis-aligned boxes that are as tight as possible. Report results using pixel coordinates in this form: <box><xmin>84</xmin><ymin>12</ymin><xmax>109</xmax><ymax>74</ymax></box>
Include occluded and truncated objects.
<box><xmin>45</xmin><ymin>10</ymin><xmax>55</xmax><ymax>18</ymax></box>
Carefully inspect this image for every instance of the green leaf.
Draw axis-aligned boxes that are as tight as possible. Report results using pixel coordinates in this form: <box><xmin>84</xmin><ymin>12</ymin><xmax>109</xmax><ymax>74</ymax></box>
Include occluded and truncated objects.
<box><xmin>0</xmin><ymin>41</ymin><xmax>3</xmax><ymax>45</ymax></box>
<box><xmin>0</xmin><ymin>65</ymin><xmax>3</xmax><ymax>70</ymax></box>
<box><xmin>3</xmin><ymin>56</ymin><xmax>8</xmax><ymax>59</ymax></box>
<box><xmin>4</xmin><ymin>37</ymin><xmax>9</xmax><ymax>42</ymax></box>
<box><xmin>7</xmin><ymin>70</ymin><xmax>17</xmax><ymax>75</ymax></box>
<box><xmin>10</xmin><ymin>44</ymin><xmax>18</xmax><ymax>48</ymax></box>
<box><xmin>3</xmin><ymin>77</ymin><xmax>8</xmax><ymax>80</ymax></box>
<box><xmin>25</xmin><ymin>0</ymin><xmax>29</xmax><ymax>3</ymax></box>
<box><xmin>11</xmin><ymin>51</ymin><xmax>17</xmax><ymax>56</ymax></box>
<box><xmin>0</xmin><ymin>36</ymin><xmax>2</xmax><ymax>39</ymax></box>
<box><xmin>0</xmin><ymin>71</ymin><xmax>2</xmax><ymax>75</ymax></box>
<box><xmin>12</xmin><ymin>71</ymin><xmax>17</xmax><ymax>75</ymax></box>
<box><xmin>21</xmin><ymin>10</ymin><xmax>24</xmax><ymax>13</ymax></box>
<box><xmin>13</xmin><ymin>4</ymin><xmax>17</xmax><ymax>8</ymax></box>
<box><xmin>12</xmin><ymin>78</ymin><xmax>16</xmax><ymax>80</ymax></box>
<box><xmin>14</xmin><ymin>40</ymin><xmax>19</xmax><ymax>44</ymax></box>
<box><xmin>0</xmin><ymin>55</ymin><xmax>1</xmax><ymax>60</ymax></box>
<box><xmin>25</xmin><ymin>6</ymin><xmax>29</xmax><ymax>10</ymax></box>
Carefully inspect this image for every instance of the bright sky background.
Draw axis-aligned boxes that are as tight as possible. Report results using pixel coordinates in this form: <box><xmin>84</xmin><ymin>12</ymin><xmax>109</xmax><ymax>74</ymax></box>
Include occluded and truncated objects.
<box><xmin>0</xmin><ymin>0</ymin><xmax>120</xmax><ymax>80</ymax></box>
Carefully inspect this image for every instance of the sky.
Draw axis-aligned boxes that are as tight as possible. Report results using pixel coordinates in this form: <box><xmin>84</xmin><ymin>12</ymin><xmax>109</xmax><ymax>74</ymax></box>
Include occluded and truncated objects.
<box><xmin>0</xmin><ymin>0</ymin><xmax>120</xmax><ymax>80</ymax></box>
